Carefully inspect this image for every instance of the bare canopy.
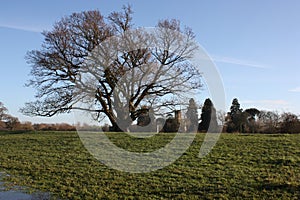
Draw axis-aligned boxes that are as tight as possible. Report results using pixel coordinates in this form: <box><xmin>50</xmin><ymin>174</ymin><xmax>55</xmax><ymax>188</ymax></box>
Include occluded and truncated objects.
<box><xmin>21</xmin><ymin>6</ymin><xmax>202</xmax><ymax>131</ymax></box>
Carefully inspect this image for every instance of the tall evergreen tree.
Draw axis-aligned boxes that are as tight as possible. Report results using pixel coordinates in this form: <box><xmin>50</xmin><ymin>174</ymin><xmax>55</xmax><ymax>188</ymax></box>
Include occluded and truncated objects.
<box><xmin>229</xmin><ymin>98</ymin><xmax>242</xmax><ymax>117</ymax></box>
<box><xmin>226</xmin><ymin>98</ymin><xmax>247</xmax><ymax>132</ymax></box>
<box><xmin>198</xmin><ymin>98</ymin><xmax>218</xmax><ymax>132</ymax></box>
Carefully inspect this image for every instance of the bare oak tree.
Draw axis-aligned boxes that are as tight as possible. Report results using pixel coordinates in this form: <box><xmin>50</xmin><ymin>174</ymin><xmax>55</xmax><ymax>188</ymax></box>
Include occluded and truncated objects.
<box><xmin>21</xmin><ymin>6</ymin><xmax>201</xmax><ymax>131</ymax></box>
<box><xmin>0</xmin><ymin>101</ymin><xmax>20</xmax><ymax>130</ymax></box>
<box><xmin>0</xmin><ymin>102</ymin><xmax>8</xmax><ymax>121</ymax></box>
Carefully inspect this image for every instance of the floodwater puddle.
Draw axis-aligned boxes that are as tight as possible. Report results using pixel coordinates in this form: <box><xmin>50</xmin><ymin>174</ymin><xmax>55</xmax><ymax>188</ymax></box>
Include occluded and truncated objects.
<box><xmin>0</xmin><ymin>172</ymin><xmax>53</xmax><ymax>200</ymax></box>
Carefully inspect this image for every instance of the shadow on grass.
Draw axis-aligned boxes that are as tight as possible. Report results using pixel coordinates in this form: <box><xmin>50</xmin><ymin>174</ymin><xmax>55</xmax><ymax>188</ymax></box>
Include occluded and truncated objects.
<box><xmin>0</xmin><ymin>130</ymin><xmax>34</xmax><ymax>135</ymax></box>
<box><xmin>257</xmin><ymin>182</ymin><xmax>300</xmax><ymax>195</ymax></box>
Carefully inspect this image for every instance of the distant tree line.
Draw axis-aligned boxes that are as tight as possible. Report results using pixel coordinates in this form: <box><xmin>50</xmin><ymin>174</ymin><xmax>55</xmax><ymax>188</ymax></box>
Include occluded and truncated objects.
<box><xmin>224</xmin><ymin>98</ymin><xmax>300</xmax><ymax>134</ymax></box>
<box><xmin>123</xmin><ymin>97</ymin><xmax>300</xmax><ymax>134</ymax></box>
<box><xmin>0</xmin><ymin>101</ymin><xmax>77</xmax><ymax>131</ymax></box>
<box><xmin>1</xmin><ymin>99</ymin><xmax>300</xmax><ymax>133</ymax></box>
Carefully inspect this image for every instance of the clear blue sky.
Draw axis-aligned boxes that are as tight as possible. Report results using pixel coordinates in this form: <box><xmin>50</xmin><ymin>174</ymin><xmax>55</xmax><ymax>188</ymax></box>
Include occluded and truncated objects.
<box><xmin>0</xmin><ymin>0</ymin><xmax>299</xmax><ymax>123</ymax></box>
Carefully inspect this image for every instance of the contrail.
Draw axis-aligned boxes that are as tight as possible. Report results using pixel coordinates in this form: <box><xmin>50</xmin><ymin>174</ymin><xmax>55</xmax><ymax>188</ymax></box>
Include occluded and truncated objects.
<box><xmin>211</xmin><ymin>55</ymin><xmax>269</xmax><ymax>69</ymax></box>
<box><xmin>0</xmin><ymin>24</ymin><xmax>270</xmax><ymax>70</ymax></box>
<box><xmin>0</xmin><ymin>24</ymin><xmax>43</xmax><ymax>33</ymax></box>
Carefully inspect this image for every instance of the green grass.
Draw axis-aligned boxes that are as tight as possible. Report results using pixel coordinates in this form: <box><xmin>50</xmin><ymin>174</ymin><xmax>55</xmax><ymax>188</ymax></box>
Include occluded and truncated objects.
<box><xmin>0</xmin><ymin>131</ymin><xmax>299</xmax><ymax>199</ymax></box>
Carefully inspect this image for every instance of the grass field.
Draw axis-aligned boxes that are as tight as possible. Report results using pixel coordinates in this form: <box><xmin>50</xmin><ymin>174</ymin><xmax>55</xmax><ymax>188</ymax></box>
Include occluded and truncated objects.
<box><xmin>0</xmin><ymin>131</ymin><xmax>299</xmax><ymax>199</ymax></box>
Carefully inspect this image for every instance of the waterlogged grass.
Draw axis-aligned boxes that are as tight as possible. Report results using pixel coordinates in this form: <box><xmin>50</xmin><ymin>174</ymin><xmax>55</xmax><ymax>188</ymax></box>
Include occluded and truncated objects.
<box><xmin>0</xmin><ymin>131</ymin><xmax>299</xmax><ymax>199</ymax></box>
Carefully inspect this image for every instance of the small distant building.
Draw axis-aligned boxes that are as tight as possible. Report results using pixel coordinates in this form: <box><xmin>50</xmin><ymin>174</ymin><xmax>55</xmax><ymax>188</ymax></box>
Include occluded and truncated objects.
<box><xmin>160</xmin><ymin>110</ymin><xmax>181</xmax><ymax>133</ymax></box>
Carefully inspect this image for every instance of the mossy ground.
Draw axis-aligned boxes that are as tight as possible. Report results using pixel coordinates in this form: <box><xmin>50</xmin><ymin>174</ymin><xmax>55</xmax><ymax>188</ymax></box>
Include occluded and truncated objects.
<box><xmin>0</xmin><ymin>131</ymin><xmax>299</xmax><ymax>199</ymax></box>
